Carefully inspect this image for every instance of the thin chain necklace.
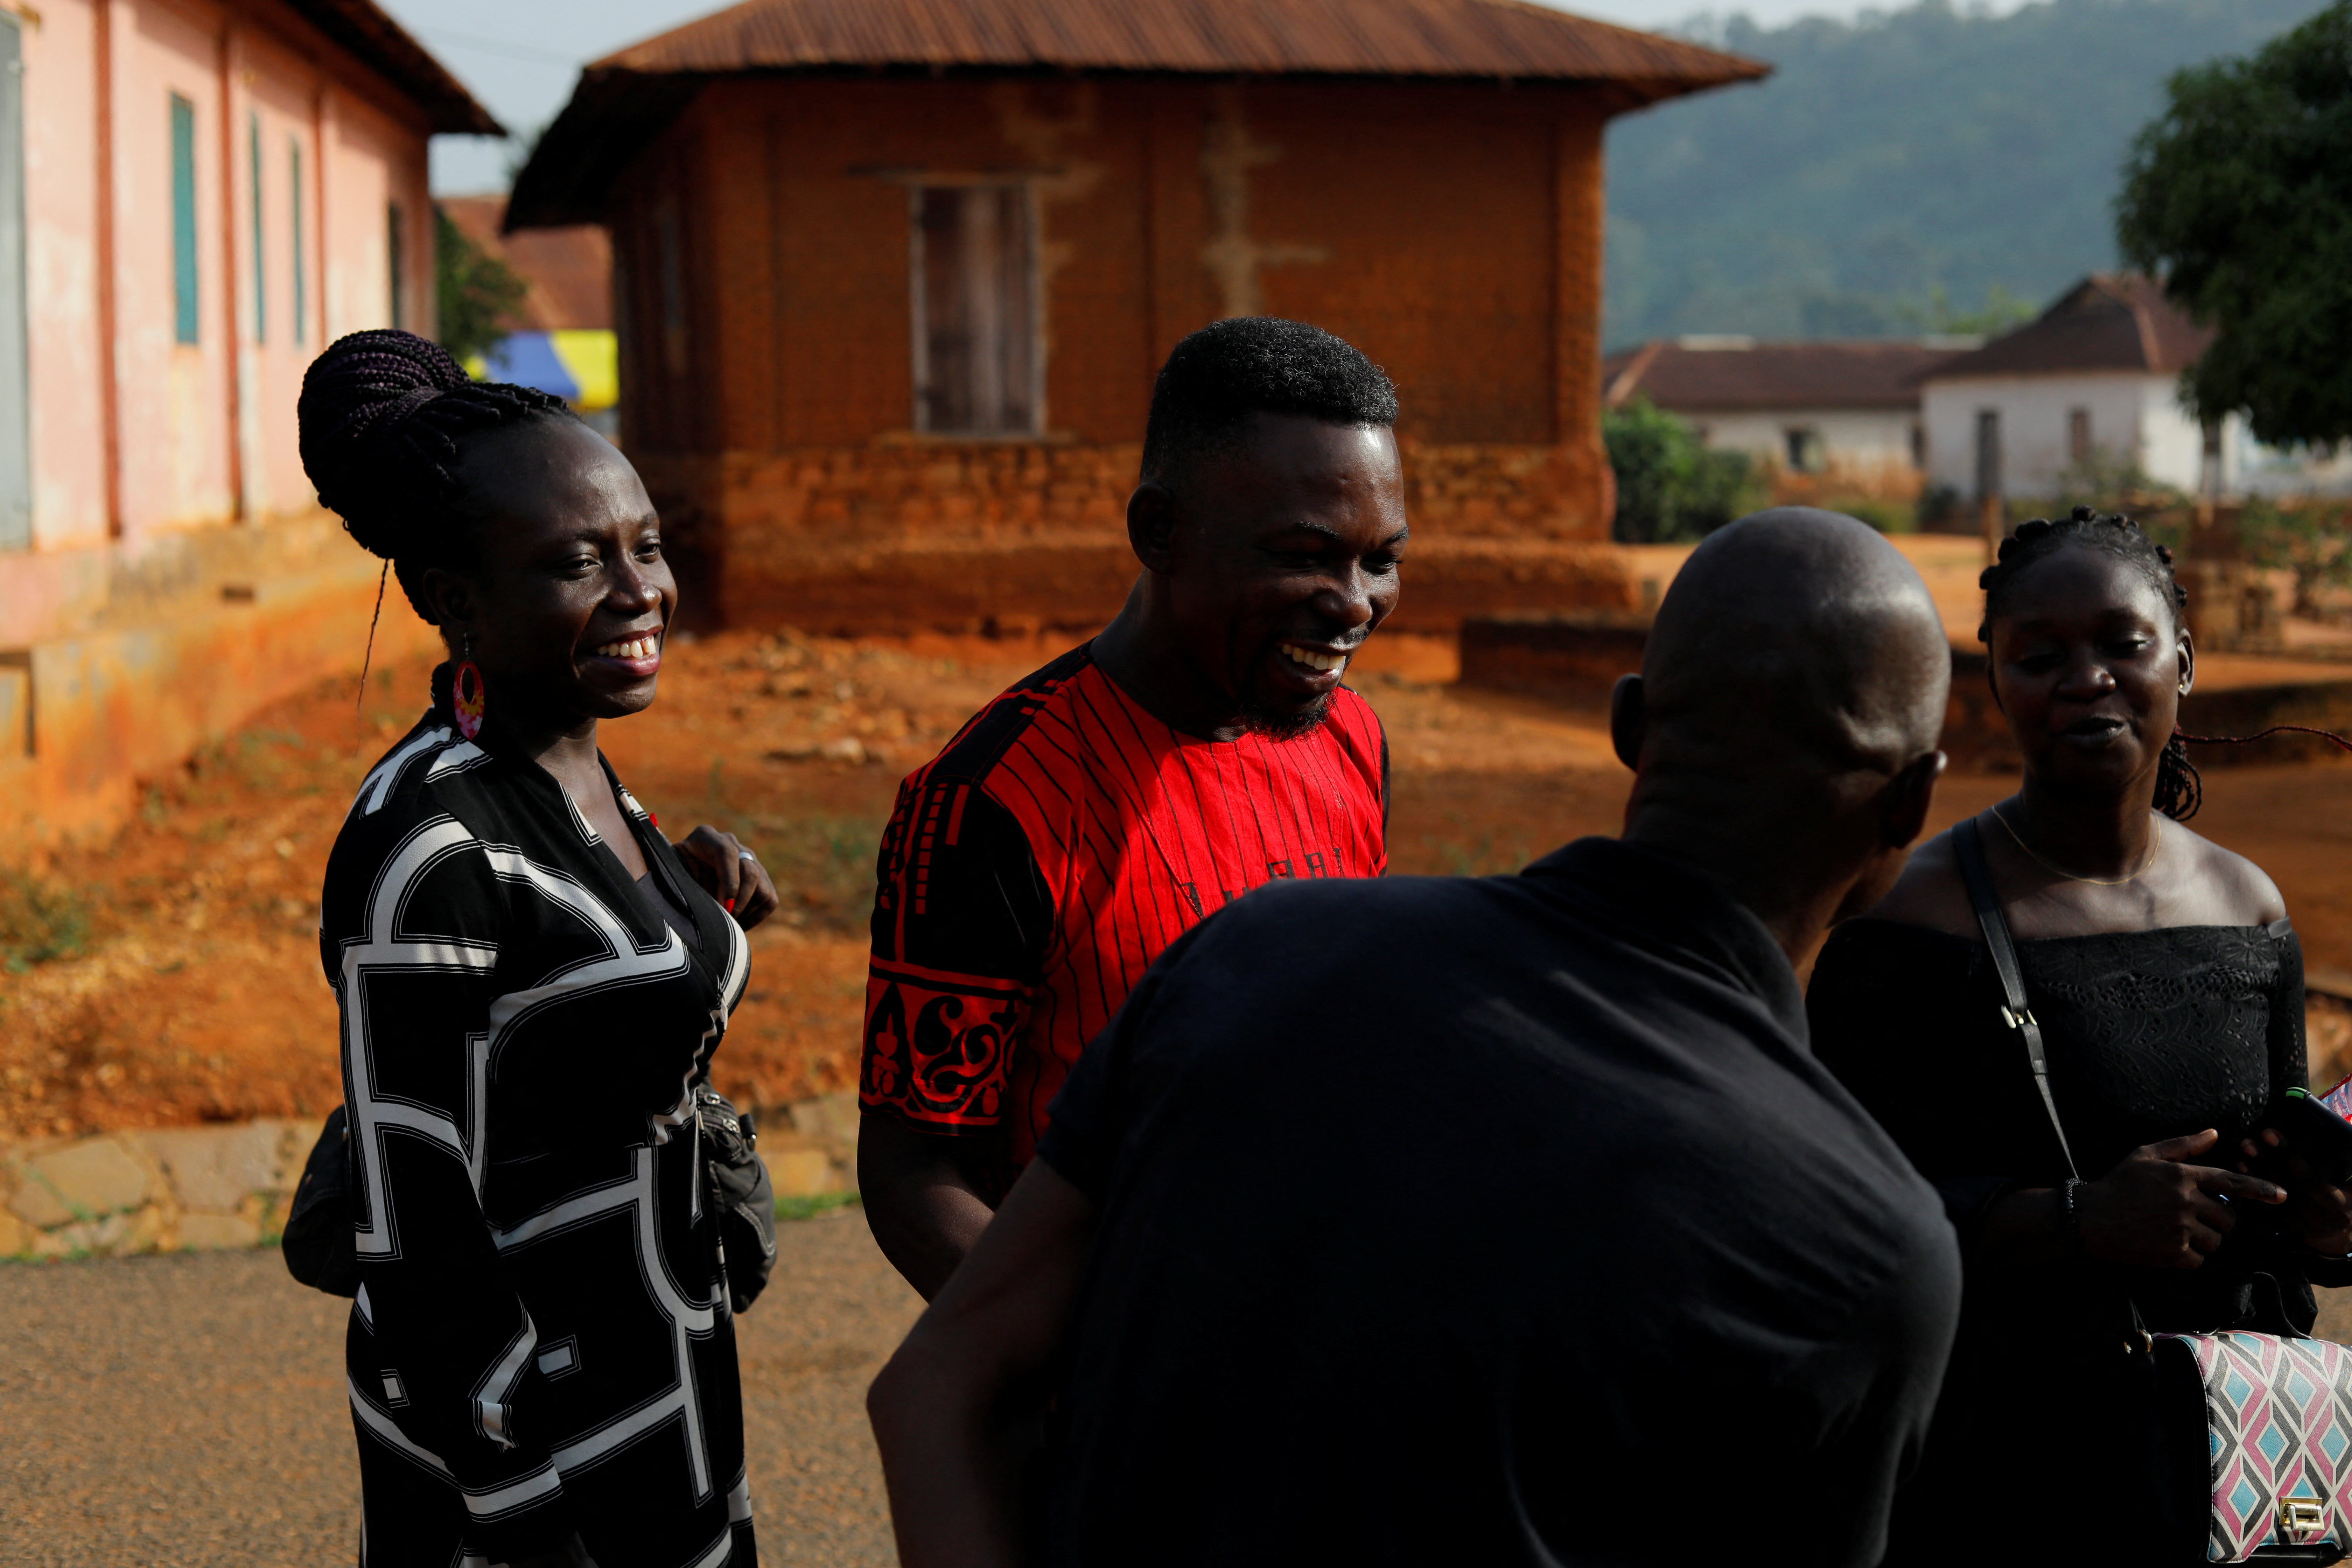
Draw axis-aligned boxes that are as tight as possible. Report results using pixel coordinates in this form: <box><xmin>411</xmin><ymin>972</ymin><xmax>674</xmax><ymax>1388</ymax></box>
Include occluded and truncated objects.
<box><xmin>1989</xmin><ymin>803</ymin><xmax>2161</xmax><ymax>886</ymax></box>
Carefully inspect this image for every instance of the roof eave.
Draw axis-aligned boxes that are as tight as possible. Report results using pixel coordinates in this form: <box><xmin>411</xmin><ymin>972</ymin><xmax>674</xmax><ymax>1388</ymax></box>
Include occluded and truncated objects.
<box><xmin>290</xmin><ymin>0</ymin><xmax>505</xmax><ymax>136</ymax></box>
<box><xmin>506</xmin><ymin>56</ymin><xmax>1765</xmax><ymax>231</ymax></box>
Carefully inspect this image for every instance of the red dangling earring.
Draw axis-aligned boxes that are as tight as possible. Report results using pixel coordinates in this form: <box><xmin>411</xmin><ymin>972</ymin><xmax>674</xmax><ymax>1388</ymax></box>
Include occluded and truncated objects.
<box><xmin>452</xmin><ymin>631</ymin><xmax>488</xmax><ymax>741</ymax></box>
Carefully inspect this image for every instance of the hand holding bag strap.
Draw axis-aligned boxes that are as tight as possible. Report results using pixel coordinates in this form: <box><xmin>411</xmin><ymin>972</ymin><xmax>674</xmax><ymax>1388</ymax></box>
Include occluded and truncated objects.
<box><xmin>1954</xmin><ymin>817</ymin><xmax>2082</xmax><ymax>1182</ymax></box>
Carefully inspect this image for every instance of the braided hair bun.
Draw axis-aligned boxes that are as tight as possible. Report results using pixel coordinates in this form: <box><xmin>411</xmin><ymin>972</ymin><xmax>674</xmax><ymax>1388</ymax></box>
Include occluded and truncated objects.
<box><xmin>298</xmin><ymin>329</ymin><xmax>574</xmax><ymax>616</ymax></box>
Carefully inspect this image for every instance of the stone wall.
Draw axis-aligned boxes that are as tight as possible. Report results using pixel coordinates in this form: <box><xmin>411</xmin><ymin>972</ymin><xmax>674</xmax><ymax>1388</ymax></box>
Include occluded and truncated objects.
<box><xmin>1460</xmin><ymin>611</ymin><xmax>2352</xmax><ymax>774</ymax></box>
<box><xmin>0</xmin><ymin>1090</ymin><xmax>863</xmax><ymax>1262</ymax></box>
<box><xmin>639</xmin><ymin>440</ymin><xmax>1629</xmax><ymax>638</ymax></box>
<box><xmin>0</xmin><ymin>1120</ymin><xmax>319</xmax><ymax>1260</ymax></box>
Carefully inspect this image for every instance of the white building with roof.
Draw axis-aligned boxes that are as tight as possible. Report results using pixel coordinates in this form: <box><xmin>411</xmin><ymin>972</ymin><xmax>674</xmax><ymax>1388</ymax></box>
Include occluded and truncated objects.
<box><xmin>1918</xmin><ymin>274</ymin><xmax>2265</xmax><ymax>503</ymax></box>
<box><xmin>1602</xmin><ymin>336</ymin><xmax>1972</xmax><ymax>488</ymax></box>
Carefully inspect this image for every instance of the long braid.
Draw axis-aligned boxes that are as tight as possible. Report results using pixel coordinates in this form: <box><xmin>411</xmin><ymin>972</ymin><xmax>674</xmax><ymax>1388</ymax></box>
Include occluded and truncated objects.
<box><xmin>2153</xmin><ymin>730</ymin><xmax>2202</xmax><ymax>822</ymax></box>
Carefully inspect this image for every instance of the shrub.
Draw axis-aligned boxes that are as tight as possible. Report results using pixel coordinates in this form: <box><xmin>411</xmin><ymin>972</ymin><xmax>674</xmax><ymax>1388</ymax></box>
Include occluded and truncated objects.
<box><xmin>2050</xmin><ymin>449</ymin><xmax>2186</xmax><ymax>518</ymax></box>
<box><xmin>1915</xmin><ymin>483</ymin><xmax>1966</xmax><ymax>528</ymax></box>
<box><xmin>0</xmin><ymin>872</ymin><xmax>90</xmax><ymax>972</ymax></box>
<box><xmin>1603</xmin><ymin>397</ymin><xmax>1763</xmax><ymax>544</ymax></box>
<box><xmin>1836</xmin><ymin>497</ymin><xmax>1916</xmax><ymax>535</ymax></box>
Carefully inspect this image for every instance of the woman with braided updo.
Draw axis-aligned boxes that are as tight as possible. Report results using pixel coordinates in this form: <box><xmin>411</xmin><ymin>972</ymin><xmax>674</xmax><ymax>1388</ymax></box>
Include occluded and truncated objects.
<box><xmin>302</xmin><ymin>330</ymin><xmax>777</xmax><ymax>1568</ymax></box>
<box><xmin>1808</xmin><ymin>505</ymin><xmax>2352</xmax><ymax>1563</ymax></box>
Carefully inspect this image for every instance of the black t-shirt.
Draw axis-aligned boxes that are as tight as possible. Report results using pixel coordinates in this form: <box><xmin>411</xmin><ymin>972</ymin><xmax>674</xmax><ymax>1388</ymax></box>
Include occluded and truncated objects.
<box><xmin>1035</xmin><ymin>836</ymin><xmax>1961</xmax><ymax>1568</ymax></box>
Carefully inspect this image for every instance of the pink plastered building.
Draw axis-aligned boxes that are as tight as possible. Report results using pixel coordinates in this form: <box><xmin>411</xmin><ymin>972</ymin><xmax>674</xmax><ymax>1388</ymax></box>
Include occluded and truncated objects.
<box><xmin>0</xmin><ymin>0</ymin><xmax>495</xmax><ymax>849</ymax></box>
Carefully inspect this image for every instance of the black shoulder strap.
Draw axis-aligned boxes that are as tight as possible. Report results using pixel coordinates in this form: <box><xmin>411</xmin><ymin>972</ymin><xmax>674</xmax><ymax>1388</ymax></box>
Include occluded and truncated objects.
<box><xmin>1953</xmin><ymin>817</ymin><xmax>2081</xmax><ymax>1181</ymax></box>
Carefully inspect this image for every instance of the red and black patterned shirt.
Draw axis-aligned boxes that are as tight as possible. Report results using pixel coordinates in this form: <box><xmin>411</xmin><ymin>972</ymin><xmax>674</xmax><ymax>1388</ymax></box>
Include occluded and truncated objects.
<box><xmin>861</xmin><ymin>642</ymin><xmax>1389</xmax><ymax>1170</ymax></box>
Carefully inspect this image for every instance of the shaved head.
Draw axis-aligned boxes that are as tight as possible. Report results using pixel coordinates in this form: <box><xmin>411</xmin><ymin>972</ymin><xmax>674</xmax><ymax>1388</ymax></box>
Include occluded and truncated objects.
<box><xmin>1614</xmin><ymin>508</ymin><xmax>1951</xmax><ymax>961</ymax></box>
<box><xmin>1645</xmin><ymin>508</ymin><xmax>1949</xmax><ymax>775</ymax></box>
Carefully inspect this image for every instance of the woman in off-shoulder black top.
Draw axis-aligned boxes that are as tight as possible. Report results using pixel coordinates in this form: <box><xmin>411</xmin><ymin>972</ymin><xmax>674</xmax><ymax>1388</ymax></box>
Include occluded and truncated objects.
<box><xmin>1814</xmin><ymin>918</ymin><xmax>2319</xmax><ymax>1334</ymax></box>
<box><xmin>1808</xmin><ymin>510</ymin><xmax>2352</xmax><ymax>1567</ymax></box>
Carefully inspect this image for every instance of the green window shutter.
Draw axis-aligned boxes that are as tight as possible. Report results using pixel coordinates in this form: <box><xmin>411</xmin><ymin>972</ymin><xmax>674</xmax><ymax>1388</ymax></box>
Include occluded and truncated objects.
<box><xmin>247</xmin><ymin>112</ymin><xmax>262</xmax><ymax>344</ymax></box>
<box><xmin>289</xmin><ymin>140</ymin><xmax>304</xmax><ymax>344</ymax></box>
<box><xmin>170</xmin><ymin>94</ymin><xmax>197</xmax><ymax>345</ymax></box>
<box><xmin>386</xmin><ymin>203</ymin><xmax>404</xmax><ymax>330</ymax></box>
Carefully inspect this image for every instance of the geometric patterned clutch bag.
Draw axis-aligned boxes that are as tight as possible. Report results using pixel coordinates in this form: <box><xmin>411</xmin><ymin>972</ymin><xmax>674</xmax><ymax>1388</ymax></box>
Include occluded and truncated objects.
<box><xmin>2156</xmin><ymin>1330</ymin><xmax>2352</xmax><ymax>1562</ymax></box>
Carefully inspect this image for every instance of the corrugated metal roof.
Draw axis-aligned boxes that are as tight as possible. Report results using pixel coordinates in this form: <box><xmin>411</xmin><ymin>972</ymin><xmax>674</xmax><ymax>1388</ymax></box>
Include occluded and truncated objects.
<box><xmin>1924</xmin><ymin>275</ymin><xmax>2213</xmax><ymax>381</ymax></box>
<box><xmin>1604</xmin><ymin>338</ymin><xmax>1967</xmax><ymax>413</ymax></box>
<box><xmin>591</xmin><ymin>0</ymin><xmax>1765</xmax><ymax>84</ymax></box>
<box><xmin>289</xmin><ymin>1</ymin><xmax>503</xmax><ymax>136</ymax></box>
<box><xmin>509</xmin><ymin>0</ymin><xmax>1764</xmax><ymax>227</ymax></box>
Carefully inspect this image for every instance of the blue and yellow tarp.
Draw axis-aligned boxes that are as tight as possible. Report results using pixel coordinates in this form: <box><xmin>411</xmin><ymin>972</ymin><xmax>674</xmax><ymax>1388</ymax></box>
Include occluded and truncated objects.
<box><xmin>465</xmin><ymin>330</ymin><xmax>618</xmax><ymax>413</ymax></box>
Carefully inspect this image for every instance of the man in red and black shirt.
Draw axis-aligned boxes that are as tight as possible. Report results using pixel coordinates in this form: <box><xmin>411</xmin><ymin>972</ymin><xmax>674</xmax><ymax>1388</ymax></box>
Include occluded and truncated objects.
<box><xmin>859</xmin><ymin>318</ymin><xmax>1406</xmax><ymax>1298</ymax></box>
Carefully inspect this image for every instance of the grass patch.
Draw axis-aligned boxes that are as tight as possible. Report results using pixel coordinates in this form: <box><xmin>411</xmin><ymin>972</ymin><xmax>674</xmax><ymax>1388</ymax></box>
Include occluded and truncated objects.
<box><xmin>1395</xmin><ymin>825</ymin><xmax>1541</xmax><ymax>879</ymax></box>
<box><xmin>0</xmin><ymin>871</ymin><xmax>91</xmax><ymax>972</ymax></box>
<box><xmin>776</xmin><ymin>1190</ymin><xmax>862</xmax><ymax>1223</ymax></box>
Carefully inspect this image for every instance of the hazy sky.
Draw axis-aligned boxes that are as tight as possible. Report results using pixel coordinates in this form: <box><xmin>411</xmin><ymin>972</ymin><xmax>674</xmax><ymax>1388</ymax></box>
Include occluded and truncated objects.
<box><xmin>384</xmin><ymin>0</ymin><xmax>2031</xmax><ymax>194</ymax></box>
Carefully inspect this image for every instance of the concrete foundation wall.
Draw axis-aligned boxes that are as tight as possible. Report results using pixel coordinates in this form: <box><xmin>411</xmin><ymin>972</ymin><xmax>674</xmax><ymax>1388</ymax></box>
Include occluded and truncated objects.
<box><xmin>0</xmin><ymin>506</ymin><xmax>440</xmax><ymax>848</ymax></box>
<box><xmin>1460</xmin><ymin>611</ymin><xmax>2352</xmax><ymax>773</ymax></box>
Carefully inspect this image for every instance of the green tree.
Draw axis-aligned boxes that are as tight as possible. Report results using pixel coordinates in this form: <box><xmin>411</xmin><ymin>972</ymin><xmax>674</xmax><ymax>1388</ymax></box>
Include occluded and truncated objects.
<box><xmin>1908</xmin><ymin>282</ymin><xmax>2039</xmax><ymax>339</ymax></box>
<box><xmin>2117</xmin><ymin>2</ymin><xmax>2352</xmax><ymax>446</ymax></box>
<box><xmin>434</xmin><ymin>204</ymin><xmax>528</xmax><ymax>366</ymax></box>
<box><xmin>1603</xmin><ymin>398</ymin><xmax>1762</xmax><ymax>544</ymax></box>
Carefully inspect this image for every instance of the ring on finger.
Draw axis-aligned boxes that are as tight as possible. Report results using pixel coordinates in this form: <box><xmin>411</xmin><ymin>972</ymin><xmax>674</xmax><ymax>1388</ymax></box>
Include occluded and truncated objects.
<box><xmin>738</xmin><ymin>849</ymin><xmax>758</xmax><ymax>864</ymax></box>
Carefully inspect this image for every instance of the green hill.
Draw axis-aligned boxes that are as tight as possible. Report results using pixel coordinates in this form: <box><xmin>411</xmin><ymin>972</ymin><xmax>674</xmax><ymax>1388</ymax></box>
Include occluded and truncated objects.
<box><xmin>1603</xmin><ymin>0</ymin><xmax>2336</xmax><ymax>348</ymax></box>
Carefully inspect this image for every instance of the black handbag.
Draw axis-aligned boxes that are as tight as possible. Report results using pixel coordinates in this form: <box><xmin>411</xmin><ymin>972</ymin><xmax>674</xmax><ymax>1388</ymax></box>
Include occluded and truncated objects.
<box><xmin>282</xmin><ymin>1103</ymin><xmax>360</xmax><ymax>1296</ymax></box>
<box><xmin>1953</xmin><ymin>817</ymin><xmax>2350</xmax><ymax>1564</ymax></box>
<box><xmin>694</xmin><ymin>1085</ymin><xmax>776</xmax><ymax>1313</ymax></box>
<box><xmin>281</xmin><ymin>1087</ymin><xmax>777</xmax><ymax>1313</ymax></box>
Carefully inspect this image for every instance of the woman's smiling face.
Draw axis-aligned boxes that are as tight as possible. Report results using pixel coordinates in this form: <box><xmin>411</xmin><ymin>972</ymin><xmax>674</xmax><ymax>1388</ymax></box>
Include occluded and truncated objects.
<box><xmin>426</xmin><ymin>417</ymin><xmax>676</xmax><ymax>730</ymax></box>
<box><xmin>1987</xmin><ymin>544</ymin><xmax>2192</xmax><ymax>797</ymax></box>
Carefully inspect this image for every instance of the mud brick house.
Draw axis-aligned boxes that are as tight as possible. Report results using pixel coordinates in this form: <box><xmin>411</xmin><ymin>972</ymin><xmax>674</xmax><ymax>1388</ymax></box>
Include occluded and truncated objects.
<box><xmin>0</xmin><ymin>1</ymin><xmax>496</xmax><ymax>849</ymax></box>
<box><xmin>505</xmin><ymin>0</ymin><xmax>1764</xmax><ymax>636</ymax></box>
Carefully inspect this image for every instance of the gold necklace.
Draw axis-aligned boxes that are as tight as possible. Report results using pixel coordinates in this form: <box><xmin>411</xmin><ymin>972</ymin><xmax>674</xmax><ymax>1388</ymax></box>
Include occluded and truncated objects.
<box><xmin>1989</xmin><ymin>804</ymin><xmax>2160</xmax><ymax>886</ymax></box>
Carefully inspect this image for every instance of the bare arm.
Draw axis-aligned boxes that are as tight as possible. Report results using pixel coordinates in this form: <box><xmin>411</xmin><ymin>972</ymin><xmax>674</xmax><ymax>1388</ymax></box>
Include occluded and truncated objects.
<box><xmin>1973</xmin><ymin>1130</ymin><xmax>2283</xmax><ymax>1274</ymax></box>
<box><xmin>868</xmin><ymin>1158</ymin><xmax>1098</xmax><ymax>1568</ymax></box>
<box><xmin>860</xmin><ymin>1115</ymin><xmax>1008</xmax><ymax>1302</ymax></box>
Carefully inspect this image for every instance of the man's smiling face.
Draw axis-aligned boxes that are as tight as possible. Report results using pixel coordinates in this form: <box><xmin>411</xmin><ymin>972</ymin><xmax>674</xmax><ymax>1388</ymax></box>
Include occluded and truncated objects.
<box><xmin>1158</xmin><ymin>413</ymin><xmax>1408</xmax><ymax>738</ymax></box>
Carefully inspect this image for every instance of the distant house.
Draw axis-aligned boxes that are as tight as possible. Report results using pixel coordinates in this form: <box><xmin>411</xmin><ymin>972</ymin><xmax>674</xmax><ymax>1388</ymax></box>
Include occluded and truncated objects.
<box><xmin>1919</xmin><ymin>274</ymin><xmax>2244</xmax><ymax>505</ymax></box>
<box><xmin>1602</xmin><ymin>336</ymin><xmax>1970</xmax><ymax>491</ymax></box>
<box><xmin>0</xmin><ymin>2</ymin><xmax>497</xmax><ymax>849</ymax></box>
<box><xmin>505</xmin><ymin>0</ymin><xmax>1764</xmax><ymax>634</ymax></box>
<box><xmin>439</xmin><ymin>195</ymin><xmax>618</xmax><ymax>434</ymax></box>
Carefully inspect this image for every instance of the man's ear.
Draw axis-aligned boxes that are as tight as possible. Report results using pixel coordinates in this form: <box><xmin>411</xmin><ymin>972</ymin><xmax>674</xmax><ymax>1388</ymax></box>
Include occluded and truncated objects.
<box><xmin>1609</xmin><ymin>674</ymin><xmax>1646</xmax><ymax>772</ymax></box>
<box><xmin>1881</xmin><ymin>749</ymin><xmax>1947</xmax><ymax>850</ymax></box>
<box><xmin>1126</xmin><ymin>483</ymin><xmax>1182</xmax><ymax>576</ymax></box>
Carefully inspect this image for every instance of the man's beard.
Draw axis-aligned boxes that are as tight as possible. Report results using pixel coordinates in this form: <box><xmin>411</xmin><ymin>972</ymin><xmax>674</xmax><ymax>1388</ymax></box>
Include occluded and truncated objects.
<box><xmin>1239</xmin><ymin>693</ymin><xmax>1332</xmax><ymax>741</ymax></box>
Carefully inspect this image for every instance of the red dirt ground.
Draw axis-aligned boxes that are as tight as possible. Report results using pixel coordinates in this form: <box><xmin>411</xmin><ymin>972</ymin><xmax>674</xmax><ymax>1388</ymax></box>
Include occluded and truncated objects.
<box><xmin>6</xmin><ymin>615</ymin><xmax>2352</xmax><ymax>1142</ymax></box>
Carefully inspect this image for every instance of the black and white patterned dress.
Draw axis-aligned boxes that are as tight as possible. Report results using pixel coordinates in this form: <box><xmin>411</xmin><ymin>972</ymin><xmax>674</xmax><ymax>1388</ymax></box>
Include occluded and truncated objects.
<box><xmin>320</xmin><ymin>674</ymin><xmax>756</xmax><ymax>1567</ymax></box>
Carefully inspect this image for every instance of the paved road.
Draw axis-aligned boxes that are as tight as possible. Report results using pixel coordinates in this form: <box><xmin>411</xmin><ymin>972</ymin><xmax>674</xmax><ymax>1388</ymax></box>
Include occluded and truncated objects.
<box><xmin>12</xmin><ymin>1208</ymin><xmax>2352</xmax><ymax>1568</ymax></box>
<box><xmin>0</xmin><ymin>1206</ymin><xmax>920</xmax><ymax>1567</ymax></box>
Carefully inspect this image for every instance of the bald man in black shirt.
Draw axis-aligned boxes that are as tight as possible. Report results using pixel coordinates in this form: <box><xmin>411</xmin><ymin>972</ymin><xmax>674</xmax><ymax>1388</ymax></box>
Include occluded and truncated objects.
<box><xmin>870</xmin><ymin>508</ymin><xmax>1963</xmax><ymax>1567</ymax></box>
